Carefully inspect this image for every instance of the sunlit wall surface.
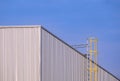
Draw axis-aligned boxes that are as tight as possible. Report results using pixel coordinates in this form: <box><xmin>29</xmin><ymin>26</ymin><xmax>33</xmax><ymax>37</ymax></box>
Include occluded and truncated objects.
<box><xmin>0</xmin><ymin>26</ymin><xmax>119</xmax><ymax>81</ymax></box>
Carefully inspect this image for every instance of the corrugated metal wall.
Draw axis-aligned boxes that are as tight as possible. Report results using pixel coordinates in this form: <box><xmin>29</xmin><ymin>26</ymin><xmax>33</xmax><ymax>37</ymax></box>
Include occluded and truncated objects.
<box><xmin>41</xmin><ymin>28</ymin><xmax>86</xmax><ymax>81</ymax></box>
<box><xmin>0</xmin><ymin>27</ymin><xmax>40</xmax><ymax>81</ymax></box>
<box><xmin>0</xmin><ymin>26</ymin><xmax>119</xmax><ymax>81</ymax></box>
<box><xmin>41</xmin><ymin>28</ymin><xmax>119</xmax><ymax>81</ymax></box>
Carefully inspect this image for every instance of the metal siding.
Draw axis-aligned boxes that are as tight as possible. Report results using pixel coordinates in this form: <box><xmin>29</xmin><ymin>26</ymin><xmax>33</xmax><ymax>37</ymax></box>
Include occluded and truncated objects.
<box><xmin>98</xmin><ymin>66</ymin><xmax>119</xmax><ymax>81</ymax></box>
<box><xmin>41</xmin><ymin>29</ymin><xmax>118</xmax><ymax>81</ymax></box>
<box><xmin>84</xmin><ymin>57</ymin><xmax>87</xmax><ymax>81</ymax></box>
<box><xmin>97</xmin><ymin>60</ymin><xmax>119</xmax><ymax>81</ymax></box>
<box><xmin>108</xmin><ymin>73</ymin><xmax>110</xmax><ymax>81</ymax></box>
<box><xmin>41</xmin><ymin>29</ymin><xmax>86</xmax><ymax>81</ymax></box>
<box><xmin>0</xmin><ymin>26</ymin><xmax>119</xmax><ymax>81</ymax></box>
<box><xmin>104</xmin><ymin>71</ymin><xmax>107</xmax><ymax>81</ymax></box>
<box><xmin>0</xmin><ymin>27</ymin><xmax>40</xmax><ymax>81</ymax></box>
<box><xmin>98</xmin><ymin>67</ymin><xmax>101</xmax><ymax>81</ymax></box>
<box><xmin>41</xmin><ymin>28</ymin><xmax>120</xmax><ymax>81</ymax></box>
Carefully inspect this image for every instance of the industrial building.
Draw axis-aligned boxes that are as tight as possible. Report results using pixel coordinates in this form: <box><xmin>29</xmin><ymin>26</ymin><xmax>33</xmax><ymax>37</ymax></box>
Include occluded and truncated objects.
<box><xmin>0</xmin><ymin>25</ymin><xmax>119</xmax><ymax>81</ymax></box>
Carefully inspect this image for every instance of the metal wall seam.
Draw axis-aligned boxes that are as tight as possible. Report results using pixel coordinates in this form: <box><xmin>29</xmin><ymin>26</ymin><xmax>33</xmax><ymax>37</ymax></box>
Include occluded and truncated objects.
<box><xmin>0</xmin><ymin>29</ymin><xmax>4</xmax><ymax>81</ymax></box>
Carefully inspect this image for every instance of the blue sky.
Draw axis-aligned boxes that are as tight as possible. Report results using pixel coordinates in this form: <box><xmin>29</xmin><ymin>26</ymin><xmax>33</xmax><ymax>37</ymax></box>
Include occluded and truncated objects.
<box><xmin>0</xmin><ymin>0</ymin><xmax>120</xmax><ymax>79</ymax></box>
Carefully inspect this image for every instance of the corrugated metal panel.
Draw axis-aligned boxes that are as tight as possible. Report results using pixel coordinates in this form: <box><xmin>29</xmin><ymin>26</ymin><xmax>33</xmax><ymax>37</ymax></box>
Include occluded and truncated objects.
<box><xmin>41</xmin><ymin>28</ymin><xmax>86</xmax><ymax>81</ymax></box>
<box><xmin>98</xmin><ymin>65</ymin><xmax>119</xmax><ymax>81</ymax></box>
<box><xmin>0</xmin><ymin>26</ymin><xmax>119</xmax><ymax>81</ymax></box>
<box><xmin>0</xmin><ymin>27</ymin><xmax>41</xmax><ymax>81</ymax></box>
<box><xmin>98</xmin><ymin>67</ymin><xmax>101</xmax><ymax>81</ymax></box>
<box><xmin>41</xmin><ymin>27</ymin><xmax>120</xmax><ymax>81</ymax></box>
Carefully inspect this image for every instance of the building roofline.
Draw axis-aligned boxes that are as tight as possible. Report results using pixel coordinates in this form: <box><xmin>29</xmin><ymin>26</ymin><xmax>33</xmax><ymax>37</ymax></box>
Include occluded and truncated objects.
<box><xmin>0</xmin><ymin>25</ymin><xmax>41</xmax><ymax>29</ymax></box>
<box><xmin>0</xmin><ymin>25</ymin><xmax>119</xmax><ymax>80</ymax></box>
